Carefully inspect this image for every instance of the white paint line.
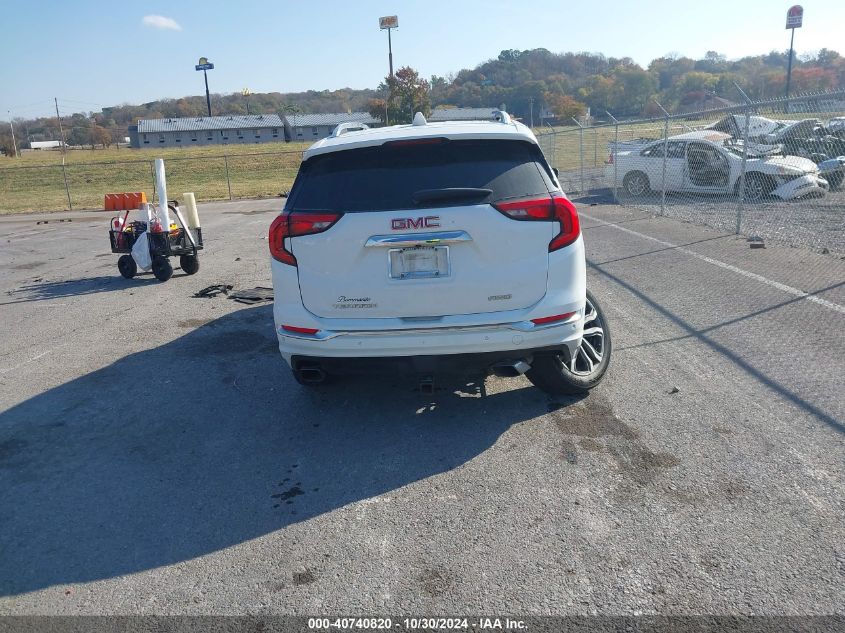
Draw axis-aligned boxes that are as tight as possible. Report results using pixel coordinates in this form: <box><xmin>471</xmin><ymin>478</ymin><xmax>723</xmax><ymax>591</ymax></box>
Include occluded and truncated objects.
<box><xmin>581</xmin><ymin>212</ymin><xmax>845</xmax><ymax>316</ymax></box>
<box><xmin>0</xmin><ymin>350</ymin><xmax>52</xmax><ymax>375</ymax></box>
<box><xmin>7</xmin><ymin>228</ymin><xmax>59</xmax><ymax>241</ymax></box>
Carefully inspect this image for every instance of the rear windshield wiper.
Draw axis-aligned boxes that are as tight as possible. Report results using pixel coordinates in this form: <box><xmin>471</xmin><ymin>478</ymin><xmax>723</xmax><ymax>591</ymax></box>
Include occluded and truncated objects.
<box><xmin>412</xmin><ymin>188</ymin><xmax>493</xmax><ymax>205</ymax></box>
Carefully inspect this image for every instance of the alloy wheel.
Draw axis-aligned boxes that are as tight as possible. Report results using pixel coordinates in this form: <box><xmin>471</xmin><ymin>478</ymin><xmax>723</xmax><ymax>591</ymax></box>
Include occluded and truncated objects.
<box><xmin>626</xmin><ymin>174</ymin><xmax>647</xmax><ymax>196</ymax></box>
<box><xmin>744</xmin><ymin>176</ymin><xmax>765</xmax><ymax>201</ymax></box>
<box><xmin>569</xmin><ymin>296</ymin><xmax>606</xmax><ymax>376</ymax></box>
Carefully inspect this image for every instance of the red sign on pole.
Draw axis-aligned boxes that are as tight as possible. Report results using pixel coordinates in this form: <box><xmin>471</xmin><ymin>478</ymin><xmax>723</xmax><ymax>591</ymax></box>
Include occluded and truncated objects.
<box><xmin>786</xmin><ymin>5</ymin><xmax>803</xmax><ymax>29</ymax></box>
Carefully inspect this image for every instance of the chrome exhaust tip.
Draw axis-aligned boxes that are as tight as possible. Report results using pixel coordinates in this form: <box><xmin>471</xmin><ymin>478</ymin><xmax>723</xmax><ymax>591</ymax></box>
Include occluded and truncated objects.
<box><xmin>297</xmin><ymin>366</ymin><xmax>326</xmax><ymax>384</ymax></box>
<box><xmin>491</xmin><ymin>360</ymin><xmax>531</xmax><ymax>378</ymax></box>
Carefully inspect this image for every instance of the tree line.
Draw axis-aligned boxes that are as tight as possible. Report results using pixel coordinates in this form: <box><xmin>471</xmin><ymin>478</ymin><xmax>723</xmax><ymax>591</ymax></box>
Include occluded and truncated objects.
<box><xmin>2</xmin><ymin>47</ymin><xmax>843</xmax><ymax>156</ymax></box>
<box><xmin>427</xmin><ymin>47</ymin><xmax>845</xmax><ymax>122</ymax></box>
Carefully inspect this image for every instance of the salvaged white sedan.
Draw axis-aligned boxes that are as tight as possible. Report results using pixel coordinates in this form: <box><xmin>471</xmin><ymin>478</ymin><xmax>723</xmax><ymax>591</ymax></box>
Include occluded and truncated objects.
<box><xmin>609</xmin><ymin>131</ymin><xmax>829</xmax><ymax>201</ymax></box>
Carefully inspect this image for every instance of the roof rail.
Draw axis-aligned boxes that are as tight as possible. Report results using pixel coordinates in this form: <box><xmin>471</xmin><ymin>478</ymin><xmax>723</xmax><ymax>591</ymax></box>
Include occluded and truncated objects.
<box><xmin>330</xmin><ymin>122</ymin><xmax>370</xmax><ymax>138</ymax></box>
<box><xmin>492</xmin><ymin>110</ymin><xmax>512</xmax><ymax>124</ymax></box>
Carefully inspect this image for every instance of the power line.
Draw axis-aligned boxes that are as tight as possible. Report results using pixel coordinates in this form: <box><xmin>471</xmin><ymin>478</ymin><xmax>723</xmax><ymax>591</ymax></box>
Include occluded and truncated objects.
<box><xmin>59</xmin><ymin>98</ymin><xmax>109</xmax><ymax>106</ymax></box>
<box><xmin>5</xmin><ymin>99</ymin><xmax>54</xmax><ymax>110</ymax></box>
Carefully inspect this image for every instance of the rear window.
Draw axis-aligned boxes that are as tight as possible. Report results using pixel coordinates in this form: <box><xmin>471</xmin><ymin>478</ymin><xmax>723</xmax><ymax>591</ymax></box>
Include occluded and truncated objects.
<box><xmin>287</xmin><ymin>139</ymin><xmax>554</xmax><ymax>212</ymax></box>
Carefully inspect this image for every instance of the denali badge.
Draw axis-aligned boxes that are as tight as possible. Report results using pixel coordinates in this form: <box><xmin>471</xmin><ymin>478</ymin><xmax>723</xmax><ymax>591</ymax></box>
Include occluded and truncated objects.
<box><xmin>391</xmin><ymin>216</ymin><xmax>440</xmax><ymax>230</ymax></box>
<box><xmin>332</xmin><ymin>295</ymin><xmax>377</xmax><ymax>309</ymax></box>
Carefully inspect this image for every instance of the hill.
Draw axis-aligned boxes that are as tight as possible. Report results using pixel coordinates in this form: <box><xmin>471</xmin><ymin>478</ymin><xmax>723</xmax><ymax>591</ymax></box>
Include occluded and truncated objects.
<box><xmin>2</xmin><ymin>47</ymin><xmax>844</xmax><ymax>154</ymax></box>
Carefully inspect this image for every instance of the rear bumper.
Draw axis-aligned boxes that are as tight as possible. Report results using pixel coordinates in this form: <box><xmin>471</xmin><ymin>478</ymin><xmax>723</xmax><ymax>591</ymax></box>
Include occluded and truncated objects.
<box><xmin>291</xmin><ymin>345</ymin><xmax>569</xmax><ymax>376</ymax></box>
<box><xmin>271</xmin><ymin>234</ymin><xmax>587</xmax><ymax>367</ymax></box>
<box><xmin>277</xmin><ymin>316</ymin><xmax>584</xmax><ymax>366</ymax></box>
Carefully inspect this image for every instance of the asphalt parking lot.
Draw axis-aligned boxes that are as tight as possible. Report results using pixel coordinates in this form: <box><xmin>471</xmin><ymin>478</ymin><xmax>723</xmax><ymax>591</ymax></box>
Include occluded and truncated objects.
<box><xmin>0</xmin><ymin>198</ymin><xmax>843</xmax><ymax>615</ymax></box>
<box><xmin>557</xmin><ymin>167</ymin><xmax>845</xmax><ymax>256</ymax></box>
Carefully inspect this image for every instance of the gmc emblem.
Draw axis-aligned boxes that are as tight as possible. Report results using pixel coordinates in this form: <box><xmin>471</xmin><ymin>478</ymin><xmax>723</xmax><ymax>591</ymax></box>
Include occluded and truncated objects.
<box><xmin>391</xmin><ymin>216</ymin><xmax>440</xmax><ymax>230</ymax></box>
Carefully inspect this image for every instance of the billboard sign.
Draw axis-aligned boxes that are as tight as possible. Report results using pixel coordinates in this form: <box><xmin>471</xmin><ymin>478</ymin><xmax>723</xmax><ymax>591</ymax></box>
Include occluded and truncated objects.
<box><xmin>786</xmin><ymin>5</ymin><xmax>803</xmax><ymax>29</ymax></box>
<box><xmin>379</xmin><ymin>15</ymin><xmax>398</xmax><ymax>29</ymax></box>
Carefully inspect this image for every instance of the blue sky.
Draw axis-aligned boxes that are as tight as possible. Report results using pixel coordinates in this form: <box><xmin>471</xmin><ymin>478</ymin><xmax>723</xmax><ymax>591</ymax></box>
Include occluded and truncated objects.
<box><xmin>2</xmin><ymin>0</ymin><xmax>844</xmax><ymax>119</ymax></box>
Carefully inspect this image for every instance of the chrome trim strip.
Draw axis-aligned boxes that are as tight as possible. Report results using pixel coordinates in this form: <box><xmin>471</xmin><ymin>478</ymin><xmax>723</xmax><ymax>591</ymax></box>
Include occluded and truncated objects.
<box><xmin>364</xmin><ymin>230</ymin><xmax>472</xmax><ymax>248</ymax></box>
<box><xmin>279</xmin><ymin>315</ymin><xmax>582</xmax><ymax>342</ymax></box>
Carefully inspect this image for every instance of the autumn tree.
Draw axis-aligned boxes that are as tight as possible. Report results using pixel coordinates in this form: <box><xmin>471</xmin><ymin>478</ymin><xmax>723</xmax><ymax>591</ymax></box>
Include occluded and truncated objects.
<box><xmin>544</xmin><ymin>93</ymin><xmax>587</xmax><ymax>121</ymax></box>
<box><xmin>366</xmin><ymin>98</ymin><xmax>387</xmax><ymax>124</ymax></box>
<box><xmin>0</xmin><ymin>130</ymin><xmax>16</xmax><ymax>157</ymax></box>
<box><xmin>89</xmin><ymin>123</ymin><xmax>111</xmax><ymax>148</ymax></box>
<box><xmin>381</xmin><ymin>66</ymin><xmax>431</xmax><ymax>124</ymax></box>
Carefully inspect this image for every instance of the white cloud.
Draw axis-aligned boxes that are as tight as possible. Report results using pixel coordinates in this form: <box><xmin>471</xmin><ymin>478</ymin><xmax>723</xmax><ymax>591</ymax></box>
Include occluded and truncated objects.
<box><xmin>142</xmin><ymin>15</ymin><xmax>182</xmax><ymax>31</ymax></box>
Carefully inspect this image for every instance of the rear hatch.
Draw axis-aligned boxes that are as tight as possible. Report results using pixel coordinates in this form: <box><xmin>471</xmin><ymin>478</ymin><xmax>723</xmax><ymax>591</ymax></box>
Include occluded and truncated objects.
<box><xmin>287</xmin><ymin>138</ymin><xmax>557</xmax><ymax>319</ymax></box>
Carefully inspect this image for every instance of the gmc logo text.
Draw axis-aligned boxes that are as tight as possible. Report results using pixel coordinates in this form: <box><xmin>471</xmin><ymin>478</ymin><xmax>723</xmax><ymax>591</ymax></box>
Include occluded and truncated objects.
<box><xmin>391</xmin><ymin>216</ymin><xmax>441</xmax><ymax>230</ymax></box>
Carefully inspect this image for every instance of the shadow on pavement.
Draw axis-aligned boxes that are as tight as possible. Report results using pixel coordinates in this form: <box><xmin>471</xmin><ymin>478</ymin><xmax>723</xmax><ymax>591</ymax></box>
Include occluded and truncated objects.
<box><xmin>1</xmin><ymin>275</ymin><xmax>171</xmax><ymax>305</ymax></box>
<box><xmin>0</xmin><ymin>304</ymin><xmax>577</xmax><ymax>596</ymax></box>
<box><xmin>588</xmin><ymin>259</ymin><xmax>844</xmax><ymax>436</ymax></box>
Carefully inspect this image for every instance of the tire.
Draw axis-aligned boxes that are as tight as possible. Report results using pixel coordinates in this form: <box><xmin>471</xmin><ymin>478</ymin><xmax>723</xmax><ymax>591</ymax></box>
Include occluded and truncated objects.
<box><xmin>743</xmin><ymin>173</ymin><xmax>773</xmax><ymax>202</ymax></box>
<box><xmin>151</xmin><ymin>256</ymin><xmax>173</xmax><ymax>282</ymax></box>
<box><xmin>117</xmin><ymin>255</ymin><xmax>137</xmax><ymax>279</ymax></box>
<box><xmin>525</xmin><ymin>290</ymin><xmax>612</xmax><ymax>395</ymax></box>
<box><xmin>622</xmin><ymin>171</ymin><xmax>650</xmax><ymax>197</ymax></box>
<box><xmin>180</xmin><ymin>254</ymin><xmax>200</xmax><ymax>275</ymax></box>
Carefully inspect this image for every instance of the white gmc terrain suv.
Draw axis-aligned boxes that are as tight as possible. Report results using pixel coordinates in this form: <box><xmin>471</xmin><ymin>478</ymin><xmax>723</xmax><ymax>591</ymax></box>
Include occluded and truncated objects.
<box><xmin>270</xmin><ymin>111</ymin><xmax>611</xmax><ymax>394</ymax></box>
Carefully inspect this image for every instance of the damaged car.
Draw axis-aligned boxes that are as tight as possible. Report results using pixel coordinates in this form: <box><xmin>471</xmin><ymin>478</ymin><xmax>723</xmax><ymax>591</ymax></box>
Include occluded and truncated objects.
<box><xmin>707</xmin><ymin>114</ymin><xmax>845</xmax><ymax>189</ymax></box>
<box><xmin>611</xmin><ymin>131</ymin><xmax>829</xmax><ymax>201</ymax></box>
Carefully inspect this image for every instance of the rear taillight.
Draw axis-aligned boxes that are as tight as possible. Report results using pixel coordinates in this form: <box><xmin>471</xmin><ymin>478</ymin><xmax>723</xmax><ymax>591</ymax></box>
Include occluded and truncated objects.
<box><xmin>548</xmin><ymin>196</ymin><xmax>580</xmax><ymax>251</ymax></box>
<box><xmin>531</xmin><ymin>311</ymin><xmax>576</xmax><ymax>325</ymax></box>
<box><xmin>282</xmin><ymin>324</ymin><xmax>319</xmax><ymax>335</ymax></box>
<box><xmin>269</xmin><ymin>210</ymin><xmax>342</xmax><ymax>266</ymax></box>
<box><xmin>493</xmin><ymin>195</ymin><xmax>580</xmax><ymax>252</ymax></box>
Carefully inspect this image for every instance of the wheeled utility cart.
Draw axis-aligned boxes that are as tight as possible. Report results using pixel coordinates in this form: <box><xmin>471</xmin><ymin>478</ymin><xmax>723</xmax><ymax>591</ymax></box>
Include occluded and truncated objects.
<box><xmin>109</xmin><ymin>202</ymin><xmax>204</xmax><ymax>282</ymax></box>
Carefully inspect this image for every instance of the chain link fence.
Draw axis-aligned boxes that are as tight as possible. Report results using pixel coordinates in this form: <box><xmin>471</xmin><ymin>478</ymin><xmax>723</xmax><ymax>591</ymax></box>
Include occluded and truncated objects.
<box><xmin>537</xmin><ymin>90</ymin><xmax>845</xmax><ymax>256</ymax></box>
<box><xmin>0</xmin><ymin>149</ymin><xmax>304</xmax><ymax>214</ymax></box>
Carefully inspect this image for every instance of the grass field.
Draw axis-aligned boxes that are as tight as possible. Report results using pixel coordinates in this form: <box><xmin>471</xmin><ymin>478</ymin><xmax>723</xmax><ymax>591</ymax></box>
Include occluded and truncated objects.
<box><xmin>0</xmin><ymin>122</ymin><xmax>676</xmax><ymax>214</ymax></box>
<box><xmin>1</xmin><ymin>109</ymin><xmax>839</xmax><ymax>214</ymax></box>
<box><xmin>0</xmin><ymin>141</ymin><xmax>310</xmax><ymax>214</ymax></box>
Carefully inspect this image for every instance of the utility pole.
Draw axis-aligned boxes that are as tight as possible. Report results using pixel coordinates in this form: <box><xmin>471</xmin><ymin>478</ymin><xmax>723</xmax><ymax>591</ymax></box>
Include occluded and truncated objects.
<box><xmin>54</xmin><ymin>98</ymin><xmax>67</xmax><ymax>155</ymax></box>
<box><xmin>7</xmin><ymin>111</ymin><xmax>17</xmax><ymax>157</ymax></box>
<box><xmin>55</xmin><ymin>98</ymin><xmax>72</xmax><ymax>210</ymax></box>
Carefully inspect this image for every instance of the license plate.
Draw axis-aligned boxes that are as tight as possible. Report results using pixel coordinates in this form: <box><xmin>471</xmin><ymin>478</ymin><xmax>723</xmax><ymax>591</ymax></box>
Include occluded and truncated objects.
<box><xmin>389</xmin><ymin>246</ymin><xmax>449</xmax><ymax>279</ymax></box>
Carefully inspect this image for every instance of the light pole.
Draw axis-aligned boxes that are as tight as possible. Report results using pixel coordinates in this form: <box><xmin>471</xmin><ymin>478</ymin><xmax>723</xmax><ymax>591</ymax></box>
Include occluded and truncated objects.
<box><xmin>379</xmin><ymin>16</ymin><xmax>398</xmax><ymax>77</ymax></box>
<box><xmin>784</xmin><ymin>5</ymin><xmax>803</xmax><ymax>103</ymax></box>
<box><xmin>529</xmin><ymin>96</ymin><xmax>534</xmax><ymax>129</ymax></box>
<box><xmin>7</xmin><ymin>111</ymin><xmax>17</xmax><ymax>157</ymax></box>
<box><xmin>242</xmin><ymin>88</ymin><xmax>251</xmax><ymax>115</ymax></box>
<box><xmin>195</xmin><ymin>57</ymin><xmax>215</xmax><ymax>117</ymax></box>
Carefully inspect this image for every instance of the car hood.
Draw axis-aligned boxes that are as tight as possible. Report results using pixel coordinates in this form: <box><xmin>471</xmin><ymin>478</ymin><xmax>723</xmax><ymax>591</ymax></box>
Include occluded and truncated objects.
<box><xmin>754</xmin><ymin>155</ymin><xmax>818</xmax><ymax>174</ymax></box>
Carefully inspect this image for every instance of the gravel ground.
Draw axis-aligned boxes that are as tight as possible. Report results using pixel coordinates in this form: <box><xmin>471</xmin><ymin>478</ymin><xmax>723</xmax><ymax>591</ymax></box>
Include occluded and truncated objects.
<box><xmin>558</xmin><ymin>167</ymin><xmax>845</xmax><ymax>256</ymax></box>
<box><xmin>0</xmin><ymin>199</ymin><xmax>843</xmax><ymax>617</ymax></box>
